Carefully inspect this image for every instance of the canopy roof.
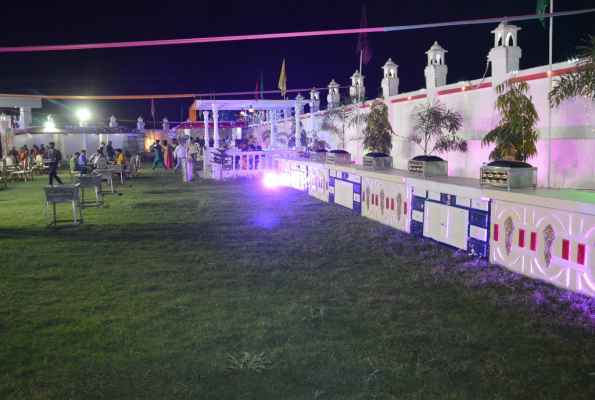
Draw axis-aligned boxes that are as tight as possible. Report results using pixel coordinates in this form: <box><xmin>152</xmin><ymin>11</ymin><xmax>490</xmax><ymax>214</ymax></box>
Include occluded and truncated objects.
<box><xmin>15</xmin><ymin>125</ymin><xmax>139</xmax><ymax>135</ymax></box>
<box><xmin>194</xmin><ymin>99</ymin><xmax>303</xmax><ymax>111</ymax></box>
<box><xmin>172</xmin><ymin>121</ymin><xmax>247</xmax><ymax>131</ymax></box>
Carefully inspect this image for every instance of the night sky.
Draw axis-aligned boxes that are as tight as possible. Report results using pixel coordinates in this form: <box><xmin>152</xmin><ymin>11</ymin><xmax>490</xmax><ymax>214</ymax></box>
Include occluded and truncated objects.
<box><xmin>0</xmin><ymin>0</ymin><xmax>593</xmax><ymax>128</ymax></box>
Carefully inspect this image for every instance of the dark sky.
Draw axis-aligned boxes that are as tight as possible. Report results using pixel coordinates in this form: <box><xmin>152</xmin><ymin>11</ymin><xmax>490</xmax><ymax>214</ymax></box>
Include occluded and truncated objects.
<box><xmin>0</xmin><ymin>0</ymin><xmax>593</xmax><ymax>128</ymax></box>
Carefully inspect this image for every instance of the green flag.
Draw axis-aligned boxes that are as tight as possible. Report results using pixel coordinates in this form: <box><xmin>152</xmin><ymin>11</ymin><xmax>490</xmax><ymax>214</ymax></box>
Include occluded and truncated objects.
<box><xmin>536</xmin><ymin>0</ymin><xmax>549</xmax><ymax>28</ymax></box>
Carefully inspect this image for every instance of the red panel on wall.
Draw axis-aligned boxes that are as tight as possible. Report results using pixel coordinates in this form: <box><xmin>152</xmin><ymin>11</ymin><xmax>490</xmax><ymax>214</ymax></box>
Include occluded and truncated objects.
<box><xmin>376</xmin><ymin>195</ymin><xmax>379</xmax><ymax>206</ymax></box>
<box><xmin>493</xmin><ymin>224</ymin><xmax>499</xmax><ymax>241</ymax></box>
<box><xmin>362</xmin><ymin>191</ymin><xmax>365</xmax><ymax>203</ymax></box>
<box><xmin>518</xmin><ymin>229</ymin><xmax>525</xmax><ymax>248</ymax></box>
<box><xmin>562</xmin><ymin>239</ymin><xmax>570</xmax><ymax>260</ymax></box>
<box><xmin>530</xmin><ymin>232</ymin><xmax>537</xmax><ymax>251</ymax></box>
<box><xmin>391</xmin><ymin>198</ymin><xmax>394</xmax><ymax>210</ymax></box>
<box><xmin>404</xmin><ymin>202</ymin><xmax>407</xmax><ymax>214</ymax></box>
<box><xmin>386</xmin><ymin>198</ymin><xmax>389</xmax><ymax>209</ymax></box>
<box><xmin>577</xmin><ymin>244</ymin><xmax>586</xmax><ymax>265</ymax></box>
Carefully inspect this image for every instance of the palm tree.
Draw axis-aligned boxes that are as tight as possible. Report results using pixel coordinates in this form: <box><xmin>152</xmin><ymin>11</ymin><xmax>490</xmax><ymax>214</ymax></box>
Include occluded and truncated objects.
<box><xmin>407</xmin><ymin>100</ymin><xmax>466</xmax><ymax>156</ymax></box>
<box><xmin>549</xmin><ymin>34</ymin><xmax>595</xmax><ymax>107</ymax></box>
<box><xmin>482</xmin><ymin>79</ymin><xmax>540</xmax><ymax>161</ymax></box>
<box><xmin>319</xmin><ymin>95</ymin><xmax>366</xmax><ymax>150</ymax></box>
<box><xmin>362</xmin><ymin>99</ymin><xmax>394</xmax><ymax>154</ymax></box>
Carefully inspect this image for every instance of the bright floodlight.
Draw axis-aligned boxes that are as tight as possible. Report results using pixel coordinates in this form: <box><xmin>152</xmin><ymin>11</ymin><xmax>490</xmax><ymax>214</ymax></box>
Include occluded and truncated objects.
<box><xmin>77</xmin><ymin>109</ymin><xmax>91</xmax><ymax>121</ymax></box>
<box><xmin>263</xmin><ymin>172</ymin><xmax>279</xmax><ymax>188</ymax></box>
<box><xmin>44</xmin><ymin>121</ymin><xmax>55</xmax><ymax>130</ymax></box>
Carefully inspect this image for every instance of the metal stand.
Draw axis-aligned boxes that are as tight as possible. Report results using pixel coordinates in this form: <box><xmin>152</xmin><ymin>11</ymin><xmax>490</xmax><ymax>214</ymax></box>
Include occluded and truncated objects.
<box><xmin>75</xmin><ymin>174</ymin><xmax>104</xmax><ymax>208</ymax></box>
<box><xmin>94</xmin><ymin>169</ymin><xmax>116</xmax><ymax>194</ymax></box>
<box><xmin>44</xmin><ymin>184</ymin><xmax>83</xmax><ymax>230</ymax></box>
<box><xmin>109</xmin><ymin>164</ymin><xmax>126</xmax><ymax>185</ymax></box>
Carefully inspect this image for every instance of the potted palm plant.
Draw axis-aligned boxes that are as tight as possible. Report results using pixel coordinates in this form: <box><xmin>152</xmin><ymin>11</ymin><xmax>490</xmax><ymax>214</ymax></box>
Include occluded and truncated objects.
<box><xmin>362</xmin><ymin>99</ymin><xmax>395</xmax><ymax>170</ymax></box>
<box><xmin>480</xmin><ymin>79</ymin><xmax>539</xmax><ymax>188</ymax></box>
<box><xmin>406</xmin><ymin>100</ymin><xmax>466</xmax><ymax>177</ymax></box>
<box><xmin>319</xmin><ymin>95</ymin><xmax>365</xmax><ymax>151</ymax></box>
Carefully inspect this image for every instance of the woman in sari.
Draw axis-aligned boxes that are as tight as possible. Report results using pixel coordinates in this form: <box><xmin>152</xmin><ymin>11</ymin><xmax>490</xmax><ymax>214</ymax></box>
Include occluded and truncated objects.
<box><xmin>18</xmin><ymin>147</ymin><xmax>28</xmax><ymax>162</ymax></box>
<box><xmin>163</xmin><ymin>140</ymin><xmax>173</xmax><ymax>169</ymax></box>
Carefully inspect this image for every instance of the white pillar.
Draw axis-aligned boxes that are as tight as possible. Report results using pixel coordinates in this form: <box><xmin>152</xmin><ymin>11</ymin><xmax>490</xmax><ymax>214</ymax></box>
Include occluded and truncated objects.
<box><xmin>212</xmin><ymin>104</ymin><xmax>219</xmax><ymax>148</ymax></box>
<box><xmin>203</xmin><ymin>110</ymin><xmax>210</xmax><ymax>148</ymax></box>
<box><xmin>270</xmin><ymin>110</ymin><xmax>277</xmax><ymax>149</ymax></box>
<box><xmin>327</xmin><ymin>79</ymin><xmax>340</xmax><ymax>109</ymax></box>
<box><xmin>295</xmin><ymin>93</ymin><xmax>304</xmax><ymax>148</ymax></box>
<box><xmin>425</xmin><ymin>42</ymin><xmax>448</xmax><ymax>90</ymax></box>
<box><xmin>19</xmin><ymin>107</ymin><xmax>32</xmax><ymax>129</ymax></box>
<box><xmin>309</xmin><ymin>88</ymin><xmax>321</xmax><ymax>113</ymax></box>
<box><xmin>0</xmin><ymin>112</ymin><xmax>9</xmax><ymax>134</ymax></box>
<box><xmin>488</xmin><ymin>22</ymin><xmax>522</xmax><ymax>87</ymax></box>
<box><xmin>381</xmin><ymin>58</ymin><xmax>400</xmax><ymax>98</ymax></box>
<box><xmin>349</xmin><ymin>70</ymin><xmax>365</xmax><ymax>99</ymax></box>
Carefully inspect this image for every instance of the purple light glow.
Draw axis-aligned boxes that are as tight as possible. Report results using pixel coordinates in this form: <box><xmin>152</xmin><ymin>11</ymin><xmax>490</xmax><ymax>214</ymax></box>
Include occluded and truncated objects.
<box><xmin>263</xmin><ymin>173</ymin><xmax>279</xmax><ymax>189</ymax></box>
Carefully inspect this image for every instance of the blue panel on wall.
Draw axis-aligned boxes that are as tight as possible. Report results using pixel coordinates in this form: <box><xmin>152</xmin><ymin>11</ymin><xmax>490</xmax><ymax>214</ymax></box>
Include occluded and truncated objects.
<box><xmin>353</xmin><ymin>184</ymin><xmax>361</xmax><ymax>194</ymax></box>
<box><xmin>468</xmin><ymin>237</ymin><xmax>489</xmax><ymax>258</ymax></box>
<box><xmin>411</xmin><ymin>220</ymin><xmax>424</xmax><ymax>237</ymax></box>
<box><xmin>469</xmin><ymin>210</ymin><xmax>489</xmax><ymax>228</ymax></box>
<box><xmin>329</xmin><ymin>178</ymin><xmax>335</xmax><ymax>187</ymax></box>
<box><xmin>440</xmin><ymin>193</ymin><xmax>456</xmax><ymax>205</ymax></box>
<box><xmin>412</xmin><ymin>196</ymin><xmax>425</xmax><ymax>212</ymax></box>
<box><xmin>353</xmin><ymin>202</ymin><xmax>361</xmax><ymax>214</ymax></box>
<box><xmin>329</xmin><ymin>194</ymin><xmax>335</xmax><ymax>204</ymax></box>
<box><xmin>342</xmin><ymin>172</ymin><xmax>349</xmax><ymax>180</ymax></box>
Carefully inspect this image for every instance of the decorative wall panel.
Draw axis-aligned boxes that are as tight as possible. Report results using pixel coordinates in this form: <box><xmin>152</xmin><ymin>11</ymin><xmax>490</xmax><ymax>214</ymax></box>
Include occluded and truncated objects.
<box><xmin>491</xmin><ymin>199</ymin><xmax>595</xmax><ymax>297</ymax></box>
<box><xmin>361</xmin><ymin>177</ymin><xmax>410</xmax><ymax>232</ymax></box>
<box><xmin>308</xmin><ymin>166</ymin><xmax>329</xmax><ymax>202</ymax></box>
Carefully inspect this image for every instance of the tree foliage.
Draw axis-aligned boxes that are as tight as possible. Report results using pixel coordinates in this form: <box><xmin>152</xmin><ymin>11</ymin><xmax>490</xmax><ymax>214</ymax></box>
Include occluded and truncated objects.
<box><xmin>362</xmin><ymin>100</ymin><xmax>394</xmax><ymax>154</ymax></box>
<box><xmin>406</xmin><ymin>100</ymin><xmax>466</xmax><ymax>156</ymax></box>
<box><xmin>549</xmin><ymin>34</ymin><xmax>595</xmax><ymax>107</ymax></box>
<box><xmin>482</xmin><ymin>79</ymin><xmax>540</xmax><ymax>161</ymax></box>
<box><xmin>318</xmin><ymin>95</ymin><xmax>366</xmax><ymax>150</ymax></box>
<box><xmin>287</xmin><ymin>116</ymin><xmax>308</xmax><ymax>148</ymax></box>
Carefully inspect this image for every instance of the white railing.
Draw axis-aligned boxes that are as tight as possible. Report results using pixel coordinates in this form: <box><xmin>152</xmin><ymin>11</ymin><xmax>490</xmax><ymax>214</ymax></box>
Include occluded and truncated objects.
<box><xmin>206</xmin><ymin>149</ymin><xmax>298</xmax><ymax>180</ymax></box>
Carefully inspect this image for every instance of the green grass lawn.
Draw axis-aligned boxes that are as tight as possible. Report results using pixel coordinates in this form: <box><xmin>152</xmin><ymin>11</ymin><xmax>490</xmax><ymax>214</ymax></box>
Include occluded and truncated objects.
<box><xmin>1</xmin><ymin>168</ymin><xmax>595</xmax><ymax>399</ymax></box>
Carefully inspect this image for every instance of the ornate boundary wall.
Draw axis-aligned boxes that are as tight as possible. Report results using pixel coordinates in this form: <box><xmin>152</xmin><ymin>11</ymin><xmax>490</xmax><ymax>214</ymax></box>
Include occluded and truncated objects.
<box><xmin>273</xmin><ymin>157</ymin><xmax>595</xmax><ymax>297</ymax></box>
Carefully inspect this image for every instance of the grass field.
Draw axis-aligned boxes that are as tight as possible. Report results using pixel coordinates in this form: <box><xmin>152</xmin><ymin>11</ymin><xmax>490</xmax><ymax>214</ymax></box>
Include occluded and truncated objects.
<box><xmin>1</xmin><ymin>168</ymin><xmax>595</xmax><ymax>399</ymax></box>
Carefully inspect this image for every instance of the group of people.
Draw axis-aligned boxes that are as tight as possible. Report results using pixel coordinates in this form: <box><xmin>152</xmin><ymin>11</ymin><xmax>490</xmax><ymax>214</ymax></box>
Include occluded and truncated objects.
<box><xmin>69</xmin><ymin>146</ymin><xmax>127</xmax><ymax>175</ymax></box>
<box><xmin>3</xmin><ymin>144</ymin><xmax>47</xmax><ymax>165</ymax></box>
<box><xmin>150</xmin><ymin>138</ymin><xmax>203</xmax><ymax>173</ymax></box>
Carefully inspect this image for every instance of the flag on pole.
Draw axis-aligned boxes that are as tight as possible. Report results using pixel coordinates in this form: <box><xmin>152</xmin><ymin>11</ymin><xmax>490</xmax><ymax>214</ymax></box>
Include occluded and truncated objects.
<box><xmin>536</xmin><ymin>0</ymin><xmax>549</xmax><ymax>28</ymax></box>
<box><xmin>151</xmin><ymin>98</ymin><xmax>155</xmax><ymax>117</ymax></box>
<box><xmin>260</xmin><ymin>69</ymin><xmax>264</xmax><ymax>99</ymax></box>
<box><xmin>255</xmin><ymin>80</ymin><xmax>259</xmax><ymax>99</ymax></box>
<box><xmin>278</xmin><ymin>59</ymin><xmax>287</xmax><ymax>98</ymax></box>
<box><xmin>356</xmin><ymin>5</ymin><xmax>373</xmax><ymax>65</ymax></box>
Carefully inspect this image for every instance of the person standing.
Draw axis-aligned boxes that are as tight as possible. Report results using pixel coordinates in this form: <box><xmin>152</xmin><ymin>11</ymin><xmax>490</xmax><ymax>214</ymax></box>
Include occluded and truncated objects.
<box><xmin>173</xmin><ymin>141</ymin><xmax>187</xmax><ymax>173</ymax></box>
<box><xmin>106</xmin><ymin>141</ymin><xmax>115</xmax><ymax>160</ymax></box>
<box><xmin>187</xmin><ymin>138</ymin><xmax>198</xmax><ymax>163</ymax></box>
<box><xmin>45</xmin><ymin>142</ymin><xmax>63</xmax><ymax>185</ymax></box>
<box><xmin>163</xmin><ymin>140</ymin><xmax>173</xmax><ymax>169</ymax></box>
<box><xmin>116</xmin><ymin>148</ymin><xmax>126</xmax><ymax>166</ymax></box>
<box><xmin>151</xmin><ymin>140</ymin><xmax>167</xmax><ymax>170</ymax></box>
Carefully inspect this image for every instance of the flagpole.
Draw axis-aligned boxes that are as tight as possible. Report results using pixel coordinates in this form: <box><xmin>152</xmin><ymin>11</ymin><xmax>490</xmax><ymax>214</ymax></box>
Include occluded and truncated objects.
<box><xmin>358</xmin><ymin>50</ymin><xmax>363</xmax><ymax>163</ymax></box>
<box><xmin>547</xmin><ymin>0</ymin><xmax>553</xmax><ymax>188</ymax></box>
